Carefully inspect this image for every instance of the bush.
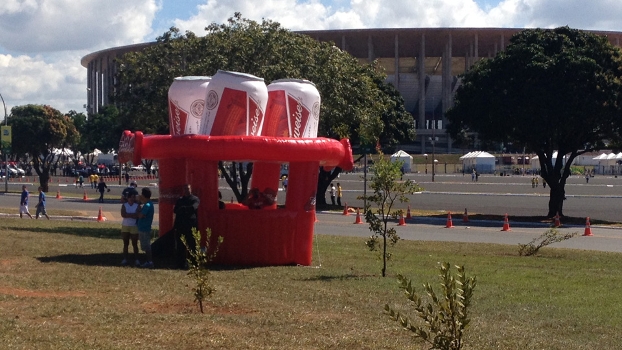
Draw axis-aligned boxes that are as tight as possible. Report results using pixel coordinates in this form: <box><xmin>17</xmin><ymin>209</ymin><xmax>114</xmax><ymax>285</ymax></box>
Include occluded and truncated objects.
<box><xmin>518</xmin><ymin>228</ymin><xmax>577</xmax><ymax>256</ymax></box>
<box><xmin>385</xmin><ymin>262</ymin><xmax>476</xmax><ymax>350</ymax></box>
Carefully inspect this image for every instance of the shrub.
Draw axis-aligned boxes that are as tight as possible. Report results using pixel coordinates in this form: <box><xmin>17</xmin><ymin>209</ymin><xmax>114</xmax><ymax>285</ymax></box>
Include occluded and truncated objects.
<box><xmin>181</xmin><ymin>227</ymin><xmax>223</xmax><ymax>313</ymax></box>
<box><xmin>385</xmin><ymin>262</ymin><xmax>476</xmax><ymax>350</ymax></box>
<box><xmin>518</xmin><ymin>228</ymin><xmax>577</xmax><ymax>256</ymax></box>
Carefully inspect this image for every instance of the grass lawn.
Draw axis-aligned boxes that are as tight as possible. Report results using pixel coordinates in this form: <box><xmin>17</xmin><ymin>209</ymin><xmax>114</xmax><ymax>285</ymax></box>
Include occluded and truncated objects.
<box><xmin>1</xmin><ymin>218</ymin><xmax>621</xmax><ymax>349</ymax></box>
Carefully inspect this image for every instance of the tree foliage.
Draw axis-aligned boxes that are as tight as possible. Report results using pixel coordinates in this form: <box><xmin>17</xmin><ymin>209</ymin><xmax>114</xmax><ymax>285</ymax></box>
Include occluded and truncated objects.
<box><xmin>9</xmin><ymin>104</ymin><xmax>79</xmax><ymax>191</ymax></box>
<box><xmin>446</xmin><ymin>27</ymin><xmax>622</xmax><ymax>217</ymax></box>
<box><xmin>114</xmin><ymin>13</ymin><xmax>415</xmax><ymax>200</ymax></box>
<box><xmin>360</xmin><ymin>151</ymin><xmax>422</xmax><ymax>277</ymax></box>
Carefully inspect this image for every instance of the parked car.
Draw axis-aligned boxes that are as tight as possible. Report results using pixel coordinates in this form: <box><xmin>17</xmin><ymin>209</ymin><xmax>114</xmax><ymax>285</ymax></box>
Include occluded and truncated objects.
<box><xmin>130</xmin><ymin>165</ymin><xmax>145</xmax><ymax>171</ymax></box>
<box><xmin>9</xmin><ymin>164</ymin><xmax>25</xmax><ymax>177</ymax></box>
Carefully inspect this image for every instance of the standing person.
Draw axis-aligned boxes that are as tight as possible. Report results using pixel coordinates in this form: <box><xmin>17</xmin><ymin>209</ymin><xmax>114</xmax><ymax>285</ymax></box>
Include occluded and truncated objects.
<box><xmin>121</xmin><ymin>181</ymin><xmax>139</xmax><ymax>203</ymax></box>
<box><xmin>336</xmin><ymin>183</ymin><xmax>343</xmax><ymax>207</ymax></box>
<box><xmin>585</xmin><ymin>173</ymin><xmax>590</xmax><ymax>183</ymax></box>
<box><xmin>124</xmin><ymin>172</ymin><xmax>130</xmax><ymax>186</ymax></box>
<box><xmin>93</xmin><ymin>173</ymin><xmax>99</xmax><ymax>191</ymax></box>
<box><xmin>120</xmin><ymin>191</ymin><xmax>140</xmax><ymax>266</ymax></box>
<box><xmin>19</xmin><ymin>185</ymin><xmax>33</xmax><ymax>219</ymax></box>
<box><xmin>97</xmin><ymin>177</ymin><xmax>109</xmax><ymax>203</ymax></box>
<box><xmin>471</xmin><ymin>169</ymin><xmax>476</xmax><ymax>182</ymax></box>
<box><xmin>35</xmin><ymin>186</ymin><xmax>50</xmax><ymax>220</ymax></box>
<box><xmin>542</xmin><ymin>178</ymin><xmax>547</xmax><ymax>188</ymax></box>
<box><xmin>282</xmin><ymin>176</ymin><xmax>288</xmax><ymax>191</ymax></box>
<box><xmin>78</xmin><ymin>174</ymin><xmax>84</xmax><ymax>188</ymax></box>
<box><xmin>329</xmin><ymin>183</ymin><xmax>336</xmax><ymax>205</ymax></box>
<box><xmin>137</xmin><ymin>187</ymin><xmax>155</xmax><ymax>268</ymax></box>
<box><xmin>173</xmin><ymin>184</ymin><xmax>200</xmax><ymax>269</ymax></box>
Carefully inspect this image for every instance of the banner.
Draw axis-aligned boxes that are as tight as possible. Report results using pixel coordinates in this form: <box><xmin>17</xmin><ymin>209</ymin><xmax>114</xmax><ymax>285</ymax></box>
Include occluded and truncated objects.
<box><xmin>0</xmin><ymin>126</ymin><xmax>11</xmax><ymax>153</ymax></box>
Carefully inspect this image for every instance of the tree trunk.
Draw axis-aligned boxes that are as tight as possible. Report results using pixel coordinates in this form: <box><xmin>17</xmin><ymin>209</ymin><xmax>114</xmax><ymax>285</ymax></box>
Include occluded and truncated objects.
<box><xmin>40</xmin><ymin>173</ymin><xmax>50</xmax><ymax>193</ymax></box>
<box><xmin>382</xmin><ymin>221</ymin><xmax>387</xmax><ymax>277</ymax></box>
<box><xmin>316</xmin><ymin>167</ymin><xmax>342</xmax><ymax>209</ymax></box>
<box><xmin>547</xmin><ymin>184</ymin><xmax>565</xmax><ymax>218</ymax></box>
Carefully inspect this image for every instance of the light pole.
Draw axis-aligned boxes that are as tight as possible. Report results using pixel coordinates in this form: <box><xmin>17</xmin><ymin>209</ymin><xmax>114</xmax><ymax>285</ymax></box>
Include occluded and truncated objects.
<box><xmin>430</xmin><ymin>97</ymin><xmax>436</xmax><ymax>182</ymax></box>
<box><xmin>1</xmin><ymin>92</ymin><xmax>8</xmax><ymax>193</ymax></box>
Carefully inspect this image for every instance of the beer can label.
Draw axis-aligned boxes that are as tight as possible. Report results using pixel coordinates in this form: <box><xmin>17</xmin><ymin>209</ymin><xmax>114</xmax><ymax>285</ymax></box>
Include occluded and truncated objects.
<box><xmin>167</xmin><ymin>76</ymin><xmax>211</xmax><ymax>135</ymax></box>
<box><xmin>264</xmin><ymin>79</ymin><xmax>320</xmax><ymax>138</ymax></box>
<box><xmin>200</xmin><ymin>70</ymin><xmax>267</xmax><ymax>136</ymax></box>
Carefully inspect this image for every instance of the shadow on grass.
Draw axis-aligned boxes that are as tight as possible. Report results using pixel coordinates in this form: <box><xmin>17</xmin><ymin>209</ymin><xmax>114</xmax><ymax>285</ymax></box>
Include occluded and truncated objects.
<box><xmin>300</xmin><ymin>273</ymin><xmax>376</xmax><ymax>281</ymax></box>
<box><xmin>38</xmin><ymin>253</ymin><xmax>122</xmax><ymax>267</ymax></box>
<box><xmin>7</xmin><ymin>226</ymin><xmax>119</xmax><ymax>239</ymax></box>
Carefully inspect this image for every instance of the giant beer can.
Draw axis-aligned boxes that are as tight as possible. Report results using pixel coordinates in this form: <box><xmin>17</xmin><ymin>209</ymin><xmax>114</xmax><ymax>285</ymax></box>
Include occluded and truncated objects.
<box><xmin>263</xmin><ymin>79</ymin><xmax>321</xmax><ymax>138</ymax></box>
<box><xmin>168</xmin><ymin>76</ymin><xmax>211</xmax><ymax>135</ymax></box>
<box><xmin>199</xmin><ymin>70</ymin><xmax>268</xmax><ymax>136</ymax></box>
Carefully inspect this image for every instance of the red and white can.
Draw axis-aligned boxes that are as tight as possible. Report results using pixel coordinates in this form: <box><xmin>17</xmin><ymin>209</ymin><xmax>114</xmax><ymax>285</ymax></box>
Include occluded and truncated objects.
<box><xmin>263</xmin><ymin>79</ymin><xmax>321</xmax><ymax>138</ymax></box>
<box><xmin>199</xmin><ymin>70</ymin><xmax>268</xmax><ymax>136</ymax></box>
<box><xmin>168</xmin><ymin>76</ymin><xmax>211</xmax><ymax>135</ymax></box>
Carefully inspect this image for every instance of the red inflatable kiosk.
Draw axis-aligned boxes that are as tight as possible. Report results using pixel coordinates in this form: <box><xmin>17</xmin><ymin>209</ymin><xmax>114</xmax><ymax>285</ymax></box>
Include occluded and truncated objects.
<box><xmin>118</xmin><ymin>131</ymin><xmax>353</xmax><ymax>266</ymax></box>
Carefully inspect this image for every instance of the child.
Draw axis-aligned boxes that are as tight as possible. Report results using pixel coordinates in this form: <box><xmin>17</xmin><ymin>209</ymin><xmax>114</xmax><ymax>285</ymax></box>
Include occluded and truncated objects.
<box><xmin>35</xmin><ymin>186</ymin><xmax>50</xmax><ymax>220</ymax></box>
<box><xmin>137</xmin><ymin>187</ymin><xmax>155</xmax><ymax>268</ymax></box>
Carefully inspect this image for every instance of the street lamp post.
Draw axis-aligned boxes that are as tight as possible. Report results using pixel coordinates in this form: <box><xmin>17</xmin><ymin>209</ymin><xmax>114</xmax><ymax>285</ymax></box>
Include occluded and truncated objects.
<box><xmin>430</xmin><ymin>97</ymin><xmax>436</xmax><ymax>182</ymax></box>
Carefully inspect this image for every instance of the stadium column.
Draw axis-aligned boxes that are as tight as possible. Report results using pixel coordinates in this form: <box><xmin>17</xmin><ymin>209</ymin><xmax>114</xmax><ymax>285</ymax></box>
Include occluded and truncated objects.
<box><xmin>418</xmin><ymin>34</ymin><xmax>426</xmax><ymax>154</ymax></box>
<box><xmin>394</xmin><ymin>34</ymin><xmax>399</xmax><ymax>88</ymax></box>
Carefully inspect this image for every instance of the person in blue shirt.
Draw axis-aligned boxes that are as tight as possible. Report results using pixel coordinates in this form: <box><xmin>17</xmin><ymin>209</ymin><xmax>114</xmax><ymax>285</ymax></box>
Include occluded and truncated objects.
<box><xmin>137</xmin><ymin>187</ymin><xmax>155</xmax><ymax>268</ymax></box>
<box><xmin>19</xmin><ymin>185</ymin><xmax>33</xmax><ymax>219</ymax></box>
<box><xmin>35</xmin><ymin>186</ymin><xmax>50</xmax><ymax>220</ymax></box>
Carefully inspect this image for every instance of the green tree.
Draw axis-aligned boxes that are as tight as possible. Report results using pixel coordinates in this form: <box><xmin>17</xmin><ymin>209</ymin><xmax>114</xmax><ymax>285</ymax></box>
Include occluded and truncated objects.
<box><xmin>361</xmin><ymin>151</ymin><xmax>422</xmax><ymax>277</ymax></box>
<box><xmin>114</xmin><ymin>13</ymin><xmax>414</xmax><ymax>203</ymax></box>
<box><xmin>9</xmin><ymin>105</ymin><xmax>79</xmax><ymax>191</ymax></box>
<box><xmin>446</xmin><ymin>27</ymin><xmax>622</xmax><ymax>217</ymax></box>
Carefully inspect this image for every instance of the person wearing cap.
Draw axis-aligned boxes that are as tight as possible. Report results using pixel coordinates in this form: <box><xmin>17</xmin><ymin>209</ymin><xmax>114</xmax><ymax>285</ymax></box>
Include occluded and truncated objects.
<box><xmin>121</xmin><ymin>181</ymin><xmax>139</xmax><ymax>203</ymax></box>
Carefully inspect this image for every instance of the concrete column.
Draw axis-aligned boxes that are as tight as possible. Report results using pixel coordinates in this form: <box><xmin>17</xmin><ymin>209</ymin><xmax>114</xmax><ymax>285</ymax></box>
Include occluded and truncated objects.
<box><xmin>494</xmin><ymin>42</ymin><xmax>498</xmax><ymax>55</ymax></box>
<box><xmin>394</xmin><ymin>34</ymin><xmax>400</xmax><ymax>88</ymax></box>
<box><xmin>341</xmin><ymin>35</ymin><xmax>346</xmax><ymax>50</ymax></box>
<box><xmin>474</xmin><ymin>33</ymin><xmax>479</xmax><ymax>61</ymax></box>
<box><xmin>500</xmin><ymin>34</ymin><xmax>505</xmax><ymax>51</ymax></box>
<box><xmin>419</xmin><ymin>34</ymin><xmax>426</xmax><ymax>153</ymax></box>
<box><xmin>87</xmin><ymin>62</ymin><xmax>93</xmax><ymax>114</ymax></box>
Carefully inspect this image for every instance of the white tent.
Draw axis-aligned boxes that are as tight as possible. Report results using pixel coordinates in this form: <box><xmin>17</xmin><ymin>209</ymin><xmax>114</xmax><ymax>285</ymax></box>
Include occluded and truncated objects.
<box><xmin>390</xmin><ymin>150</ymin><xmax>413</xmax><ymax>173</ymax></box>
<box><xmin>459</xmin><ymin>151</ymin><xmax>496</xmax><ymax>174</ymax></box>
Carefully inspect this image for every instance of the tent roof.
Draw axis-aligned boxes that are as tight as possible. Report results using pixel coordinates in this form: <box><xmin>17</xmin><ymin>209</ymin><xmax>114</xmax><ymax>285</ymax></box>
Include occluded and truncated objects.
<box><xmin>460</xmin><ymin>151</ymin><xmax>495</xmax><ymax>159</ymax></box>
<box><xmin>391</xmin><ymin>150</ymin><xmax>412</xmax><ymax>158</ymax></box>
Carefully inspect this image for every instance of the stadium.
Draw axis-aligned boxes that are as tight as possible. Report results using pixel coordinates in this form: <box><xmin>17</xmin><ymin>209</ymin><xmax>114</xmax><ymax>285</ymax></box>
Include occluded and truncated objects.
<box><xmin>81</xmin><ymin>28</ymin><xmax>622</xmax><ymax>153</ymax></box>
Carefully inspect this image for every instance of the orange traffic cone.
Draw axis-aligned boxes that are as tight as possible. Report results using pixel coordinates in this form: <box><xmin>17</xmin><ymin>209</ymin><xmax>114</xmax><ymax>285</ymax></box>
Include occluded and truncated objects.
<box><xmin>463</xmin><ymin>208</ymin><xmax>469</xmax><ymax>222</ymax></box>
<box><xmin>354</xmin><ymin>208</ymin><xmax>363</xmax><ymax>224</ymax></box>
<box><xmin>398</xmin><ymin>211</ymin><xmax>406</xmax><ymax>226</ymax></box>
<box><xmin>83</xmin><ymin>190</ymin><xmax>88</xmax><ymax>201</ymax></box>
<box><xmin>342</xmin><ymin>202</ymin><xmax>350</xmax><ymax>216</ymax></box>
<box><xmin>554</xmin><ymin>212</ymin><xmax>561</xmax><ymax>227</ymax></box>
<box><xmin>501</xmin><ymin>213</ymin><xmax>511</xmax><ymax>231</ymax></box>
<box><xmin>56</xmin><ymin>190</ymin><xmax>62</xmax><ymax>199</ymax></box>
<box><xmin>583</xmin><ymin>217</ymin><xmax>593</xmax><ymax>236</ymax></box>
<box><xmin>315</xmin><ymin>211</ymin><xmax>319</xmax><ymax>223</ymax></box>
<box><xmin>97</xmin><ymin>207</ymin><xmax>105</xmax><ymax>222</ymax></box>
<box><xmin>445</xmin><ymin>212</ymin><xmax>454</xmax><ymax>228</ymax></box>
<box><xmin>406</xmin><ymin>205</ymin><xmax>412</xmax><ymax>219</ymax></box>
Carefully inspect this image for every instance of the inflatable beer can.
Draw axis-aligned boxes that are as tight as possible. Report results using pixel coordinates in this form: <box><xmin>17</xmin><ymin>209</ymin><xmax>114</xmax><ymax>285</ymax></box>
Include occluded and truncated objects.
<box><xmin>263</xmin><ymin>79</ymin><xmax>321</xmax><ymax>138</ymax></box>
<box><xmin>199</xmin><ymin>70</ymin><xmax>268</xmax><ymax>136</ymax></box>
<box><xmin>168</xmin><ymin>76</ymin><xmax>211</xmax><ymax>135</ymax></box>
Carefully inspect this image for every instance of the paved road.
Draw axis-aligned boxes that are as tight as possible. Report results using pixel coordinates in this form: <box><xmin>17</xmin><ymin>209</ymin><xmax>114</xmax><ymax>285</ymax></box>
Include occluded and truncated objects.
<box><xmin>1</xmin><ymin>173</ymin><xmax>621</xmax><ymax>253</ymax></box>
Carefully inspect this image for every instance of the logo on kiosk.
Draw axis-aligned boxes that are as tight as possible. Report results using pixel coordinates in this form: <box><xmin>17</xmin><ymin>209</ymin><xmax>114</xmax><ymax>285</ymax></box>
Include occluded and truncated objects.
<box><xmin>169</xmin><ymin>100</ymin><xmax>188</xmax><ymax>136</ymax></box>
<box><xmin>206</xmin><ymin>90</ymin><xmax>218</xmax><ymax>110</ymax></box>
<box><xmin>289</xmin><ymin>96</ymin><xmax>310</xmax><ymax>138</ymax></box>
<box><xmin>190</xmin><ymin>99</ymin><xmax>204</xmax><ymax>118</ymax></box>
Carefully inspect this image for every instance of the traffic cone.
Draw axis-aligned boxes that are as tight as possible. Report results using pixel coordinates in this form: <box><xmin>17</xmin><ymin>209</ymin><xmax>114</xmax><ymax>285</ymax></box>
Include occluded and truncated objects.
<box><xmin>398</xmin><ymin>211</ymin><xmax>406</xmax><ymax>226</ymax></box>
<box><xmin>97</xmin><ymin>207</ymin><xmax>105</xmax><ymax>222</ymax></box>
<box><xmin>583</xmin><ymin>217</ymin><xmax>593</xmax><ymax>236</ymax></box>
<box><xmin>56</xmin><ymin>190</ymin><xmax>61</xmax><ymax>199</ymax></box>
<box><xmin>445</xmin><ymin>212</ymin><xmax>454</xmax><ymax>228</ymax></box>
<box><xmin>554</xmin><ymin>212</ymin><xmax>561</xmax><ymax>227</ymax></box>
<box><xmin>463</xmin><ymin>208</ymin><xmax>469</xmax><ymax>222</ymax></box>
<box><xmin>406</xmin><ymin>205</ymin><xmax>412</xmax><ymax>219</ymax></box>
<box><xmin>501</xmin><ymin>213</ymin><xmax>511</xmax><ymax>231</ymax></box>
<box><xmin>83</xmin><ymin>190</ymin><xmax>88</xmax><ymax>201</ymax></box>
<box><xmin>354</xmin><ymin>208</ymin><xmax>363</xmax><ymax>224</ymax></box>
<box><xmin>342</xmin><ymin>202</ymin><xmax>350</xmax><ymax>216</ymax></box>
<box><xmin>315</xmin><ymin>211</ymin><xmax>319</xmax><ymax>223</ymax></box>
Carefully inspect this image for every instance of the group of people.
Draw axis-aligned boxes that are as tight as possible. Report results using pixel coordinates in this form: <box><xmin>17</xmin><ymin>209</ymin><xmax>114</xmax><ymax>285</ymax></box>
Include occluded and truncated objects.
<box><xmin>19</xmin><ymin>184</ymin><xmax>50</xmax><ymax>220</ymax></box>
<box><xmin>118</xmin><ymin>181</ymin><xmax>155</xmax><ymax>268</ymax></box>
<box><xmin>329</xmin><ymin>183</ymin><xmax>343</xmax><ymax>206</ymax></box>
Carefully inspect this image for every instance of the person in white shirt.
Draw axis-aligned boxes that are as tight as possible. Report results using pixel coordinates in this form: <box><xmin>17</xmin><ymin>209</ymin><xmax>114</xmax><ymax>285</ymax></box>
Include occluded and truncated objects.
<box><xmin>120</xmin><ymin>192</ymin><xmax>141</xmax><ymax>266</ymax></box>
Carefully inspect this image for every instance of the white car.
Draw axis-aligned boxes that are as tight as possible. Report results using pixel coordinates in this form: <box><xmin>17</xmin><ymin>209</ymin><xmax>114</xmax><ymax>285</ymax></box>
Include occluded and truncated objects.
<box><xmin>130</xmin><ymin>165</ymin><xmax>145</xmax><ymax>171</ymax></box>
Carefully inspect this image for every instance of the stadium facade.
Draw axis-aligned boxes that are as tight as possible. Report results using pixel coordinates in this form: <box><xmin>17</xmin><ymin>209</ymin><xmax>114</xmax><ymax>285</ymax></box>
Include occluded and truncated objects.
<box><xmin>81</xmin><ymin>28</ymin><xmax>622</xmax><ymax>153</ymax></box>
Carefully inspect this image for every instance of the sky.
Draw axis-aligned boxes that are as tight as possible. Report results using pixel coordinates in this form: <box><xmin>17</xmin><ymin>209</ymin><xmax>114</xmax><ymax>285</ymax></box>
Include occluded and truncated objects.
<box><xmin>1</xmin><ymin>0</ymin><xmax>621</xmax><ymax>117</ymax></box>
